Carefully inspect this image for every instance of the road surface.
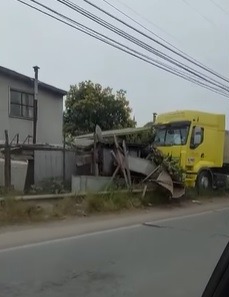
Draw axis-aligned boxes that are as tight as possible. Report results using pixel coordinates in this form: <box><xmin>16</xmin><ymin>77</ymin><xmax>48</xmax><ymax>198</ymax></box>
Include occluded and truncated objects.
<box><xmin>0</xmin><ymin>202</ymin><xmax>229</xmax><ymax>297</ymax></box>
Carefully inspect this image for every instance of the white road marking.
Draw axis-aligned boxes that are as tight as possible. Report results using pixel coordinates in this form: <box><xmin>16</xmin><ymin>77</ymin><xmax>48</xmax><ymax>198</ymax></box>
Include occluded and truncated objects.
<box><xmin>0</xmin><ymin>224</ymin><xmax>141</xmax><ymax>254</ymax></box>
<box><xmin>212</xmin><ymin>206</ymin><xmax>229</xmax><ymax>212</ymax></box>
<box><xmin>144</xmin><ymin>210</ymin><xmax>214</xmax><ymax>225</ymax></box>
<box><xmin>0</xmin><ymin>206</ymin><xmax>228</xmax><ymax>253</ymax></box>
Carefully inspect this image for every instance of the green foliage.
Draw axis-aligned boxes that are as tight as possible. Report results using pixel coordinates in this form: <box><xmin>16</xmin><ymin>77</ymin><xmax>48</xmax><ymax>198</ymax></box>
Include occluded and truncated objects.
<box><xmin>150</xmin><ymin>147</ymin><xmax>185</xmax><ymax>182</ymax></box>
<box><xmin>64</xmin><ymin>81</ymin><xmax>136</xmax><ymax>136</ymax></box>
<box><xmin>125</xmin><ymin>126</ymin><xmax>155</xmax><ymax>145</ymax></box>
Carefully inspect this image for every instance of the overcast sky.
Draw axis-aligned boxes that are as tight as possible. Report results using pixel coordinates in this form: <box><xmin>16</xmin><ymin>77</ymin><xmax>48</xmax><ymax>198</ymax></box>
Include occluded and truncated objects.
<box><xmin>1</xmin><ymin>0</ymin><xmax>229</xmax><ymax>126</ymax></box>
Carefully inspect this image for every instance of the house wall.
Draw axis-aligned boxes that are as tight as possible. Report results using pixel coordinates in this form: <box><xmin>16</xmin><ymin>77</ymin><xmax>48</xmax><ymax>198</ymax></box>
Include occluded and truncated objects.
<box><xmin>36</xmin><ymin>90</ymin><xmax>63</xmax><ymax>145</ymax></box>
<box><xmin>0</xmin><ymin>73</ymin><xmax>63</xmax><ymax>145</ymax></box>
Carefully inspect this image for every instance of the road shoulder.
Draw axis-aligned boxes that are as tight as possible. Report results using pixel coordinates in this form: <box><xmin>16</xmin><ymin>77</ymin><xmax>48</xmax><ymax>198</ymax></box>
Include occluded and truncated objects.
<box><xmin>0</xmin><ymin>198</ymin><xmax>228</xmax><ymax>250</ymax></box>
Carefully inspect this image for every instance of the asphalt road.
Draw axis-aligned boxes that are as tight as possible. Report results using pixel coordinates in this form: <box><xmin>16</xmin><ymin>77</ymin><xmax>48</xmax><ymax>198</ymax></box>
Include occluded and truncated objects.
<box><xmin>0</xmin><ymin>207</ymin><xmax>229</xmax><ymax>297</ymax></box>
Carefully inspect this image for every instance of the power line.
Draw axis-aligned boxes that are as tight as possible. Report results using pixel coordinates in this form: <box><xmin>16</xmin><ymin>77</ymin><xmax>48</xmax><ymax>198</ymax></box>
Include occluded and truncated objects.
<box><xmin>209</xmin><ymin>0</ymin><xmax>229</xmax><ymax>16</ymax></box>
<box><xmin>16</xmin><ymin>0</ymin><xmax>199</xmax><ymax>82</ymax></box>
<box><xmin>101</xmin><ymin>0</ymin><xmax>180</xmax><ymax>44</ymax></box>
<box><xmin>180</xmin><ymin>0</ymin><xmax>217</xmax><ymax>27</ymax></box>
<box><xmin>78</xmin><ymin>0</ymin><xmax>229</xmax><ymax>84</ymax></box>
<box><xmin>22</xmin><ymin>0</ymin><xmax>229</xmax><ymax>92</ymax></box>
<box><xmin>101</xmin><ymin>0</ymin><xmax>186</xmax><ymax>56</ymax></box>
<box><xmin>15</xmin><ymin>0</ymin><xmax>229</xmax><ymax>98</ymax></box>
<box><xmin>21</xmin><ymin>0</ymin><xmax>229</xmax><ymax>95</ymax></box>
<box><xmin>55</xmin><ymin>0</ymin><xmax>229</xmax><ymax>92</ymax></box>
<box><xmin>101</xmin><ymin>0</ymin><xmax>229</xmax><ymax>87</ymax></box>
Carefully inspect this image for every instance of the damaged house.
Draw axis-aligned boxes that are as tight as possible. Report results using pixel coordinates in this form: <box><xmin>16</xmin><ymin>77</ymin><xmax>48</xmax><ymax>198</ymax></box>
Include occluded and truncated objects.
<box><xmin>71</xmin><ymin>125</ymin><xmax>185</xmax><ymax>198</ymax></box>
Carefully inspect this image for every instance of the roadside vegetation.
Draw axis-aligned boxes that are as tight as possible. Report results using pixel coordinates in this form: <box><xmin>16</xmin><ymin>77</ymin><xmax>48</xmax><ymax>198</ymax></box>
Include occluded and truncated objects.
<box><xmin>0</xmin><ymin>189</ymin><xmax>170</xmax><ymax>225</ymax></box>
<box><xmin>1</xmin><ymin>187</ymin><xmax>228</xmax><ymax>226</ymax></box>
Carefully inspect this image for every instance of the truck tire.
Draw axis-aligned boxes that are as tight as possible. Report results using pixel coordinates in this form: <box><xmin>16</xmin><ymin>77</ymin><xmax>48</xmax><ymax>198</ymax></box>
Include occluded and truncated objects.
<box><xmin>196</xmin><ymin>170</ymin><xmax>212</xmax><ymax>194</ymax></box>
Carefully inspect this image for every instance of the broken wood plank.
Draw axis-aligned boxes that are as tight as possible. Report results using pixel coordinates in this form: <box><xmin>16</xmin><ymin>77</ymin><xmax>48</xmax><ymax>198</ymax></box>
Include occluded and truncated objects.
<box><xmin>113</xmin><ymin>135</ymin><xmax>129</xmax><ymax>188</ymax></box>
<box><xmin>123</xmin><ymin>140</ymin><xmax>132</xmax><ymax>188</ymax></box>
<box><xmin>142</xmin><ymin>165</ymin><xmax>160</xmax><ymax>183</ymax></box>
<box><xmin>142</xmin><ymin>185</ymin><xmax>148</xmax><ymax>199</ymax></box>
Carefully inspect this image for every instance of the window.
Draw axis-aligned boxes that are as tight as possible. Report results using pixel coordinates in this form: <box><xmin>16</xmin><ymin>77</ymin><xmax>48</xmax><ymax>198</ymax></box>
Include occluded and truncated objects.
<box><xmin>154</xmin><ymin>128</ymin><xmax>166</xmax><ymax>145</ymax></box>
<box><xmin>190</xmin><ymin>126</ymin><xmax>204</xmax><ymax>149</ymax></box>
<box><xmin>154</xmin><ymin>122</ymin><xmax>190</xmax><ymax>146</ymax></box>
<box><xmin>10</xmin><ymin>89</ymin><xmax>34</xmax><ymax>119</ymax></box>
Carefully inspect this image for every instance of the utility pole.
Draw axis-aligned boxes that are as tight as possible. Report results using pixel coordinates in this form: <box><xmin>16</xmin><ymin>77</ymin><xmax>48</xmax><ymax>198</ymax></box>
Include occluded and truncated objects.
<box><xmin>153</xmin><ymin>112</ymin><xmax>157</xmax><ymax>123</ymax></box>
<box><xmin>63</xmin><ymin>133</ymin><xmax>66</xmax><ymax>183</ymax></box>
<box><xmin>33</xmin><ymin>66</ymin><xmax>39</xmax><ymax>144</ymax></box>
<box><xmin>4</xmin><ymin>130</ymin><xmax>11</xmax><ymax>192</ymax></box>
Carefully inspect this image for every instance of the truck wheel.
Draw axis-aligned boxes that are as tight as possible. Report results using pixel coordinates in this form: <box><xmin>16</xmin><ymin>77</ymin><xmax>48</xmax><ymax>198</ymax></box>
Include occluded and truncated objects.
<box><xmin>196</xmin><ymin>171</ymin><xmax>212</xmax><ymax>194</ymax></box>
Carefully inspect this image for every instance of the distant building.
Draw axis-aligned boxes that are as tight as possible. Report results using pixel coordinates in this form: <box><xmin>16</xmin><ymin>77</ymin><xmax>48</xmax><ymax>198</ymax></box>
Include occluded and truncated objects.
<box><xmin>0</xmin><ymin>66</ymin><xmax>66</xmax><ymax>145</ymax></box>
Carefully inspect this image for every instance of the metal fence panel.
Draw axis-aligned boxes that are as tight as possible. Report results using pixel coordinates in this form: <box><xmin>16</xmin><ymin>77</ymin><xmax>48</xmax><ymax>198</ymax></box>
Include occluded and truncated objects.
<box><xmin>34</xmin><ymin>150</ymin><xmax>76</xmax><ymax>184</ymax></box>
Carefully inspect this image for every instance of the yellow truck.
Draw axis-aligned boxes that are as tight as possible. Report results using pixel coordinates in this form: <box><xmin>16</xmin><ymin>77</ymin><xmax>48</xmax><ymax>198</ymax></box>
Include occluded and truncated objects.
<box><xmin>154</xmin><ymin>110</ymin><xmax>229</xmax><ymax>191</ymax></box>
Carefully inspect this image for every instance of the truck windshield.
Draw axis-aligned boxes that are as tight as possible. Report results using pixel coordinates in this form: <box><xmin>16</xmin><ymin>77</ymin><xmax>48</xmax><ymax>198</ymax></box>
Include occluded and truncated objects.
<box><xmin>154</xmin><ymin>122</ymin><xmax>190</xmax><ymax>146</ymax></box>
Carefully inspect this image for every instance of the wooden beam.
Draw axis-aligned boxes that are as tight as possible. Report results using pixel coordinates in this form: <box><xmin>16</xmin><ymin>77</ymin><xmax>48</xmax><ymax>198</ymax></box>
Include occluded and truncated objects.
<box><xmin>4</xmin><ymin>130</ymin><xmax>11</xmax><ymax>191</ymax></box>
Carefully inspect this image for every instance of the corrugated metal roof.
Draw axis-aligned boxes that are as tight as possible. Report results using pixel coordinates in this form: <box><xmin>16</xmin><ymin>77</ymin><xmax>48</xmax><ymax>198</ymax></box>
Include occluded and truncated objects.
<box><xmin>73</xmin><ymin>126</ymin><xmax>152</xmax><ymax>148</ymax></box>
<box><xmin>76</xmin><ymin>126</ymin><xmax>151</xmax><ymax>139</ymax></box>
<box><xmin>0</xmin><ymin>66</ymin><xmax>67</xmax><ymax>96</ymax></box>
<box><xmin>73</xmin><ymin>138</ymin><xmax>94</xmax><ymax>148</ymax></box>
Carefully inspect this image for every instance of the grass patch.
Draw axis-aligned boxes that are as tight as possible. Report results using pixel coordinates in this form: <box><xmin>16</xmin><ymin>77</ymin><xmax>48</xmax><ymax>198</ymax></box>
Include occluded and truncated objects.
<box><xmin>184</xmin><ymin>187</ymin><xmax>229</xmax><ymax>200</ymax></box>
<box><xmin>0</xmin><ymin>188</ymin><xmax>177</xmax><ymax>226</ymax></box>
<box><xmin>85</xmin><ymin>192</ymin><xmax>141</xmax><ymax>213</ymax></box>
<box><xmin>52</xmin><ymin>196</ymin><xmax>86</xmax><ymax>218</ymax></box>
<box><xmin>85</xmin><ymin>188</ymin><xmax>172</xmax><ymax>213</ymax></box>
<box><xmin>0</xmin><ymin>198</ymin><xmax>45</xmax><ymax>225</ymax></box>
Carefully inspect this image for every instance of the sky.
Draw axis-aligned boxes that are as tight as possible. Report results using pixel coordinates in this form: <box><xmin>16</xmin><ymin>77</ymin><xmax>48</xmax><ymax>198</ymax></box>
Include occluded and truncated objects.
<box><xmin>1</xmin><ymin>0</ymin><xmax>229</xmax><ymax>126</ymax></box>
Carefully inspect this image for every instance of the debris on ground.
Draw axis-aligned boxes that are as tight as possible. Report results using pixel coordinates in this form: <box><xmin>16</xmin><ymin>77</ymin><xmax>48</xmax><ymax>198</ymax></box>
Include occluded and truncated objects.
<box><xmin>192</xmin><ymin>200</ymin><xmax>202</xmax><ymax>205</ymax></box>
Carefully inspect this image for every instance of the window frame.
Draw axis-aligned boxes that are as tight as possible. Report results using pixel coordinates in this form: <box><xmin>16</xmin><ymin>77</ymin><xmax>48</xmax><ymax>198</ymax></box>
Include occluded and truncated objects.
<box><xmin>9</xmin><ymin>88</ymin><xmax>34</xmax><ymax>120</ymax></box>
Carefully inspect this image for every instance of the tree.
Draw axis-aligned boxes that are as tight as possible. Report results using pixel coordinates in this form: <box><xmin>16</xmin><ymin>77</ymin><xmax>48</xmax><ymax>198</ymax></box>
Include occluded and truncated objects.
<box><xmin>64</xmin><ymin>80</ymin><xmax>136</xmax><ymax>136</ymax></box>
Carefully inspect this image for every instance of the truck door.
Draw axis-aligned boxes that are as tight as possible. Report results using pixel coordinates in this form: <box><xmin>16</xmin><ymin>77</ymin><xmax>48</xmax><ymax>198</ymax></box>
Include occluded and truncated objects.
<box><xmin>189</xmin><ymin>125</ymin><xmax>205</xmax><ymax>167</ymax></box>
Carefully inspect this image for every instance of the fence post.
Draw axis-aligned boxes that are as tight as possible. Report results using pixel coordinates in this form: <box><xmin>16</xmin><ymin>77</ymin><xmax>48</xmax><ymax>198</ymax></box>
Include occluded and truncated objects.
<box><xmin>63</xmin><ymin>133</ymin><xmax>66</xmax><ymax>183</ymax></box>
<box><xmin>93</xmin><ymin>132</ymin><xmax>99</xmax><ymax>176</ymax></box>
<box><xmin>4</xmin><ymin>130</ymin><xmax>11</xmax><ymax>191</ymax></box>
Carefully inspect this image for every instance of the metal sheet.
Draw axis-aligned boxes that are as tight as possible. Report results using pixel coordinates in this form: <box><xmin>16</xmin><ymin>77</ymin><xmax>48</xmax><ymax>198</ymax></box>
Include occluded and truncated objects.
<box><xmin>155</xmin><ymin>171</ymin><xmax>173</xmax><ymax>196</ymax></box>
<box><xmin>127</xmin><ymin>156</ymin><xmax>157</xmax><ymax>176</ymax></box>
<box><xmin>172</xmin><ymin>182</ymin><xmax>186</xmax><ymax>198</ymax></box>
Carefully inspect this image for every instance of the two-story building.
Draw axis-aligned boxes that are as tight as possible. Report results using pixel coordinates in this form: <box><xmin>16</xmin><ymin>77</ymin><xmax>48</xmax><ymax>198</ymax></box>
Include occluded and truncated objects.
<box><xmin>0</xmin><ymin>66</ymin><xmax>75</xmax><ymax>191</ymax></box>
<box><xmin>0</xmin><ymin>65</ymin><xmax>66</xmax><ymax>145</ymax></box>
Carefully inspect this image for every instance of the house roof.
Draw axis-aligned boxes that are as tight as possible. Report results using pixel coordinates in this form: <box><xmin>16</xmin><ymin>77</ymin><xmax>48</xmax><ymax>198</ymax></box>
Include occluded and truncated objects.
<box><xmin>0</xmin><ymin>66</ymin><xmax>67</xmax><ymax>96</ymax></box>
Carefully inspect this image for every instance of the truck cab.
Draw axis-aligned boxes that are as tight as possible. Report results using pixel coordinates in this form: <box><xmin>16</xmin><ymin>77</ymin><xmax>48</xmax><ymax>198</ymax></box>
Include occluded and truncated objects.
<box><xmin>154</xmin><ymin>110</ymin><xmax>225</xmax><ymax>189</ymax></box>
